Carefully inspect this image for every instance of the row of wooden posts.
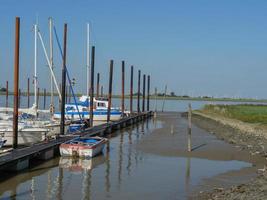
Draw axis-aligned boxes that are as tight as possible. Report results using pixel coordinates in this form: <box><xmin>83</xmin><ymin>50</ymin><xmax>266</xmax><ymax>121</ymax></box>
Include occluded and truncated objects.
<box><xmin>11</xmin><ymin>17</ymin><xmax>151</xmax><ymax>148</ymax></box>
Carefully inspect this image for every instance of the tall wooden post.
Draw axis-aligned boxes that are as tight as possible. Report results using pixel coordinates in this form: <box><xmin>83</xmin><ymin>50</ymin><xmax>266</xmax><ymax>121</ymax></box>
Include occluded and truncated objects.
<box><xmin>107</xmin><ymin>60</ymin><xmax>113</xmax><ymax>122</ymax></box>
<box><xmin>43</xmin><ymin>88</ymin><xmax>46</xmax><ymax>109</ymax></box>
<box><xmin>5</xmin><ymin>81</ymin><xmax>8</xmax><ymax>113</ymax></box>
<box><xmin>60</xmin><ymin>23</ymin><xmax>67</xmax><ymax>135</ymax></box>
<box><xmin>130</xmin><ymin>65</ymin><xmax>133</xmax><ymax>114</ymax></box>
<box><xmin>27</xmin><ymin>77</ymin><xmax>30</xmax><ymax>108</ymax></box>
<box><xmin>121</xmin><ymin>61</ymin><xmax>125</xmax><ymax>114</ymax></box>
<box><xmin>188</xmin><ymin>103</ymin><xmax>192</xmax><ymax>152</ymax></box>
<box><xmin>89</xmin><ymin>46</ymin><xmax>95</xmax><ymax>127</ymax></box>
<box><xmin>13</xmin><ymin>17</ymin><xmax>20</xmax><ymax>149</ymax></box>
<box><xmin>137</xmin><ymin>70</ymin><xmax>141</xmax><ymax>113</ymax></box>
<box><xmin>142</xmin><ymin>74</ymin><xmax>146</xmax><ymax>112</ymax></box>
<box><xmin>96</xmin><ymin>73</ymin><xmax>100</xmax><ymax>98</ymax></box>
<box><xmin>147</xmin><ymin>75</ymin><xmax>150</xmax><ymax>111</ymax></box>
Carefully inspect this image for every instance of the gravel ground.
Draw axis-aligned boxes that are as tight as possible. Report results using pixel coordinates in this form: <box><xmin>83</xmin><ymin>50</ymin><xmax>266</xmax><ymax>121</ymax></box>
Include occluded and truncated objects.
<box><xmin>191</xmin><ymin>112</ymin><xmax>267</xmax><ymax>200</ymax></box>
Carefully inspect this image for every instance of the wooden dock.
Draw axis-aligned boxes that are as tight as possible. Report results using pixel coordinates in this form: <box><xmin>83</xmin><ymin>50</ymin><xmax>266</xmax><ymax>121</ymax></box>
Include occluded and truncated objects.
<box><xmin>0</xmin><ymin>111</ymin><xmax>153</xmax><ymax>171</ymax></box>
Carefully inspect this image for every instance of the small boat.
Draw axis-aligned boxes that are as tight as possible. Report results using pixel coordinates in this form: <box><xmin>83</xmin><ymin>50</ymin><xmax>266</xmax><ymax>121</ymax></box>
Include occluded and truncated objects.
<box><xmin>60</xmin><ymin>136</ymin><xmax>107</xmax><ymax>158</ymax></box>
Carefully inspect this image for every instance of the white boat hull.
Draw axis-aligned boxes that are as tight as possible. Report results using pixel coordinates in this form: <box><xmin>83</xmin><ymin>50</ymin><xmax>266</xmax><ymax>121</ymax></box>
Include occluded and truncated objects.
<box><xmin>53</xmin><ymin>112</ymin><xmax>122</xmax><ymax>121</ymax></box>
<box><xmin>0</xmin><ymin>129</ymin><xmax>48</xmax><ymax>146</ymax></box>
<box><xmin>60</xmin><ymin>137</ymin><xmax>107</xmax><ymax>158</ymax></box>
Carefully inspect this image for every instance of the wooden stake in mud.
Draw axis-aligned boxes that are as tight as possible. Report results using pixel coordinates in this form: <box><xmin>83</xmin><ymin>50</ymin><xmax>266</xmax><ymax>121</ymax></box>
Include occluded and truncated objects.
<box><xmin>147</xmin><ymin>75</ymin><xmax>150</xmax><ymax>111</ymax></box>
<box><xmin>60</xmin><ymin>23</ymin><xmax>67</xmax><ymax>135</ymax></box>
<box><xmin>107</xmin><ymin>60</ymin><xmax>113</xmax><ymax>122</ymax></box>
<box><xmin>137</xmin><ymin>70</ymin><xmax>141</xmax><ymax>113</ymax></box>
<box><xmin>43</xmin><ymin>88</ymin><xmax>46</xmax><ymax>109</ymax></box>
<box><xmin>142</xmin><ymin>74</ymin><xmax>146</xmax><ymax>112</ymax></box>
<box><xmin>187</xmin><ymin>103</ymin><xmax>192</xmax><ymax>152</ymax></box>
<box><xmin>96</xmin><ymin>73</ymin><xmax>100</xmax><ymax>98</ymax></box>
<box><xmin>13</xmin><ymin>17</ymin><xmax>20</xmax><ymax>149</ymax></box>
<box><xmin>6</xmin><ymin>81</ymin><xmax>8</xmax><ymax>113</ymax></box>
<box><xmin>121</xmin><ymin>61</ymin><xmax>125</xmax><ymax>114</ymax></box>
<box><xmin>130</xmin><ymin>65</ymin><xmax>133</xmax><ymax>114</ymax></box>
<box><xmin>89</xmin><ymin>46</ymin><xmax>95</xmax><ymax>127</ymax></box>
<box><xmin>27</xmin><ymin>78</ymin><xmax>30</xmax><ymax>108</ymax></box>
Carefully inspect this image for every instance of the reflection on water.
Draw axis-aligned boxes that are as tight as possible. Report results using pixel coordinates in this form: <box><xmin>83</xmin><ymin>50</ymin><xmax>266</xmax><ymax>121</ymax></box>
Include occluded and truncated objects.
<box><xmin>0</xmin><ymin>118</ymin><xmax>253</xmax><ymax>200</ymax></box>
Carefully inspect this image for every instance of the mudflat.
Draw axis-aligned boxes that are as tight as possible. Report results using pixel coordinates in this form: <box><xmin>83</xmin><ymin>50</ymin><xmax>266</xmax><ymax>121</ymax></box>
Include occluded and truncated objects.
<box><xmin>136</xmin><ymin>112</ymin><xmax>266</xmax><ymax>199</ymax></box>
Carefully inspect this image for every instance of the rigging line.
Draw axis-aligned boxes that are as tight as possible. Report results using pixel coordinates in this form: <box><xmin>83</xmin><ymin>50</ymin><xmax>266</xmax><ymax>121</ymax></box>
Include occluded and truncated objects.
<box><xmin>53</xmin><ymin>26</ymin><xmax>83</xmax><ymax>123</ymax></box>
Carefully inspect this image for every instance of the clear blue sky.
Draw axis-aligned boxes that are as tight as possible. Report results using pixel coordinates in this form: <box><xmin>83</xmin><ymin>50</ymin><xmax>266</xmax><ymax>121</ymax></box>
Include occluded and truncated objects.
<box><xmin>1</xmin><ymin>0</ymin><xmax>267</xmax><ymax>98</ymax></box>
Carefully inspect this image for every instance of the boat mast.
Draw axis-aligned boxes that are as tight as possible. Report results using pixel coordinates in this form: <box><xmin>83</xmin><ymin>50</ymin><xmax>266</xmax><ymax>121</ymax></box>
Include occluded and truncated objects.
<box><xmin>33</xmin><ymin>23</ymin><xmax>38</xmax><ymax>112</ymax></box>
<box><xmin>38</xmin><ymin>30</ymin><xmax>62</xmax><ymax>101</ymax></box>
<box><xmin>86</xmin><ymin>23</ymin><xmax>90</xmax><ymax>97</ymax></box>
<box><xmin>49</xmin><ymin>17</ymin><xmax>54</xmax><ymax>113</ymax></box>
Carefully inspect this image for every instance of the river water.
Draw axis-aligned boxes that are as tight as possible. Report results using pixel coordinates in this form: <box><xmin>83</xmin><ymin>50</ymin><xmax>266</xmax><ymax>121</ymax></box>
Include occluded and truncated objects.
<box><xmin>0</xmin><ymin>94</ymin><xmax>266</xmax><ymax>113</ymax></box>
<box><xmin>0</xmin><ymin>114</ymin><xmax>258</xmax><ymax>200</ymax></box>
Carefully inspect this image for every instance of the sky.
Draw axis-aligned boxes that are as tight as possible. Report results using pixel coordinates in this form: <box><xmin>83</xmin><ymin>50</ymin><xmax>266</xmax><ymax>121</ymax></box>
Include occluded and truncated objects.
<box><xmin>1</xmin><ymin>0</ymin><xmax>267</xmax><ymax>98</ymax></box>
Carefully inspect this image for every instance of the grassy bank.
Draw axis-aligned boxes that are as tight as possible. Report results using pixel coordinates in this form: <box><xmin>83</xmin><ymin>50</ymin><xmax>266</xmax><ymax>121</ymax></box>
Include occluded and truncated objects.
<box><xmin>201</xmin><ymin>104</ymin><xmax>267</xmax><ymax>124</ymax></box>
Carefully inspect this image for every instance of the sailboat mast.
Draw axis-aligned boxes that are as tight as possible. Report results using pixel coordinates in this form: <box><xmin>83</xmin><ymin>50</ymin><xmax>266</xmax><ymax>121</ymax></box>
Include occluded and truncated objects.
<box><xmin>49</xmin><ymin>17</ymin><xmax>54</xmax><ymax>111</ymax></box>
<box><xmin>86</xmin><ymin>23</ymin><xmax>90</xmax><ymax>97</ymax></box>
<box><xmin>34</xmin><ymin>23</ymin><xmax>38</xmax><ymax>109</ymax></box>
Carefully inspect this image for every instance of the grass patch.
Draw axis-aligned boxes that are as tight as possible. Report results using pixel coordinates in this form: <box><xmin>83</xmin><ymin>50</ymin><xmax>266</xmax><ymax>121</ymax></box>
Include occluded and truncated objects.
<box><xmin>201</xmin><ymin>104</ymin><xmax>267</xmax><ymax>124</ymax></box>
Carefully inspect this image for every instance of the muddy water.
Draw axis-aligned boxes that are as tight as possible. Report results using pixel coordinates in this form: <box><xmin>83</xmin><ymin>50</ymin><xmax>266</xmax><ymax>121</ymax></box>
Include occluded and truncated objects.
<box><xmin>0</xmin><ymin>112</ymin><xmax>263</xmax><ymax>200</ymax></box>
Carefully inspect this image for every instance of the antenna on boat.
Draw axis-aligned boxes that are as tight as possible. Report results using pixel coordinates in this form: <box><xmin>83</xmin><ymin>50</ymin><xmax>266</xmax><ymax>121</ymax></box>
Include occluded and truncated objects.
<box><xmin>86</xmin><ymin>22</ymin><xmax>90</xmax><ymax>97</ymax></box>
<box><xmin>33</xmin><ymin>17</ymin><xmax>38</xmax><ymax>115</ymax></box>
<box><xmin>49</xmin><ymin>17</ymin><xmax>55</xmax><ymax>114</ymax></box>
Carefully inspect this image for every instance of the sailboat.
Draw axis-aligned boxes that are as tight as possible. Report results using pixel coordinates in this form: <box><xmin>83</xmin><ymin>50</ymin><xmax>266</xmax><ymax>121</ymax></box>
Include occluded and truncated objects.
<box><xmin>52</xmin><ymin>23</ymin><xmax>122</xmax><ymax>122</ymax></box>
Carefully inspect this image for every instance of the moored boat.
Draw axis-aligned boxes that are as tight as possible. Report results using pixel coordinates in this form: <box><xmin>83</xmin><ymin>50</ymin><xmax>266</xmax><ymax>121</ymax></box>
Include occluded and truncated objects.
<box><xmin>60</xmin><ymin>136</ymin><xmax>107</xmax><ymax>158</ymax></box>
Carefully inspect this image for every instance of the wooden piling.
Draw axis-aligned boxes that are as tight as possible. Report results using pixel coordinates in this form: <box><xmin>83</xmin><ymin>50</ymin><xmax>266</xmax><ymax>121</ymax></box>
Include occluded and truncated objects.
<box><xmin>60</xmin><ymin>23</ymin><xmax>67</xmax><ymax>135</ymax></box>
<box><xmin>142</xmin><ymin>74</ymin><xmax>146</xmax><ymax>112</ymax></box>
<box><xmin>27</xmin><ymin>78</ymin><xmax>30</xmax><ymax>108</ymax></box>
<box><xmin>187</xmin><ymin>103</ymin><xmax>192</xmax><ymax>152</ymax></box>
<box><xmin>137</xmin><ymin>70</ymin><xmax>141</xmax><ymax>113</ymax></box>
<box><xmin>96</xmin><ymin>73</ymin><xmax>100</xmax><ymax>98</ymax></box>
<box><xmin>89</xmin><ymin>46</ymin><xmax>95</xmax><ymax>127</ymax></box>
<box><xmin>121</xmin><ymin>61</ymin><xmax>125</xmax><ymax>114</ymax></box>
<box><xmin>147</xmin><ymin>75</ymin><xmax>150</xmax><ymax>111</ymax></box>
<box><xmin>107</xmin><ymin>60</ymin><xmax>113</xmax><ymax>122</ymax></box>
<box><xmin>130</xmin><ymin>65</ymin><xmax>133</xmax><ymax>114</ymax></box>
<box><xmin>43</xmin><ymin>88</ymin><xmax>46</xmax><ymax>109</ymax></box>
<box><xmin>5</xmin><ymin>81</ymin><xmax>8</xmax><ymax>113</ymax></box>
<box><xmin>13</xmin><ymin>17</ymin><xmax>20</xmax><ymax>149</ymax></box>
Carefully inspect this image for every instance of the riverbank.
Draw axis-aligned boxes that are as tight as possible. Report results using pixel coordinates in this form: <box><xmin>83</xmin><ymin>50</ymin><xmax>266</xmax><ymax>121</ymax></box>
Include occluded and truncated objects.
<box><xmin>1</xmin><ymin>91</ymin><xmax>267</xmax><ymax>103</ymax></box>
<box><xmin>192</xmin><ymin>110</ymin><xmax>267</xmax><ymax>199</ymax></box>
<box><xmin>135</xmin><ymin>112</ymin><xmax>265</xmax><ymax>199</ymax></box>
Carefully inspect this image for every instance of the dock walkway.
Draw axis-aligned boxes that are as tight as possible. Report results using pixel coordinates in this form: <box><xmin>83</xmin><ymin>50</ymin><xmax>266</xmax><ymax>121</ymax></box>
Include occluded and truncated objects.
<box><xmin>0</xmin><ymin>111</ymin><xmax>153</xmax><ymax>171</ymax></box>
